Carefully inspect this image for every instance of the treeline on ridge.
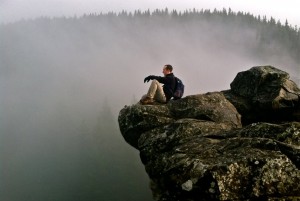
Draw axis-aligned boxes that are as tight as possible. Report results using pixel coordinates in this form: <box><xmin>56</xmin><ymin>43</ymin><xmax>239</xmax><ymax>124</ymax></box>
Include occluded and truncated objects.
<box><xmin>2</xmin><ymin>8</ymin><xmax>300</xmax><ymax>65</ymax></box>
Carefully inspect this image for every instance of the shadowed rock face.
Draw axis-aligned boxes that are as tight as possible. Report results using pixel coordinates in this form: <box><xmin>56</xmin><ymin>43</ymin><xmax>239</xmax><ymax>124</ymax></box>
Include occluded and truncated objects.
<box><xmin>223</xmin><ymin>65</ymin><xmax>300</xmax><ymax>124</ymax></box>
<box><xmin>118</xmin><ymin>66</ymin><xmax>300</xmax><ymax>201</ymax></box>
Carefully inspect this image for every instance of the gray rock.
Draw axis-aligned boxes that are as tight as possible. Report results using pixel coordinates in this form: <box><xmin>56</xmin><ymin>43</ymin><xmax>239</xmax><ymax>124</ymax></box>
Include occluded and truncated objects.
<box><xmin>118</xmin><ymin>92</ymin><xmax>241</xmax><ymax>149</ymax></box>
<box><xmin>118</xmin><ymin>104</ymin><xmax>173</xmax><ymax>149</ymax></box>
<box><xmin>224</xmin><ymin>65</ymin><xmax>300</xmax><ymax>124</ymax></box>
<box><xmin>118</xmin><ymin>66</ymin><xmax>300</xmax><ymax>200</ymax></box>
<box><xmin>140</xmin><ymin>122</ymin><xmax>300</xmax><ymax>201</ymax></box>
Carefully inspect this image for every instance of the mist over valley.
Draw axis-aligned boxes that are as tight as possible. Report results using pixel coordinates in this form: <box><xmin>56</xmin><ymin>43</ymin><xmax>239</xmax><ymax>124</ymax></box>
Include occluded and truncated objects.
<box><xmin>1</xmin><ymin>9</ymin><xmax>299</xmax><ymax>201</ymax></box>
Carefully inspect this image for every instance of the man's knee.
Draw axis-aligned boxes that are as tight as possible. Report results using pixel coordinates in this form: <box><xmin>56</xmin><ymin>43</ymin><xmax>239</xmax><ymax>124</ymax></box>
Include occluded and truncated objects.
<box><xmin>151</xmin><ymin>79</ymin><xmax>159</xmax><ymax>84</ymax></box>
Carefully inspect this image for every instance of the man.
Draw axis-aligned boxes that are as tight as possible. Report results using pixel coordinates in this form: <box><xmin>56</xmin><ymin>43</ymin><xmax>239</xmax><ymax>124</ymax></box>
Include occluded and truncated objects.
<box><xmin>140</xmin><ymin>64</ymin><xmax>176</xmax><ymax>105</ymax></box>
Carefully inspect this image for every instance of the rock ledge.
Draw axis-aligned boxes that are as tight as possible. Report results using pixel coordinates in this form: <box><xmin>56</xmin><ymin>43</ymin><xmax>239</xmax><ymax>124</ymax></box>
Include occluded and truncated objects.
<box><xmin>118</xmin><ymin>66</ymin><xmax>300</xmax><ymax>201</ymax></box>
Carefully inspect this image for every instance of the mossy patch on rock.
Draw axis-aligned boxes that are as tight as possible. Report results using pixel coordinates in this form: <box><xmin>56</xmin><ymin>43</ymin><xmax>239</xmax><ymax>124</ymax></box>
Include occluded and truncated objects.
<box><xmin>118</xmin><ymin>66</ymin><xmax>300</xmax><ymax>200</ymax></box>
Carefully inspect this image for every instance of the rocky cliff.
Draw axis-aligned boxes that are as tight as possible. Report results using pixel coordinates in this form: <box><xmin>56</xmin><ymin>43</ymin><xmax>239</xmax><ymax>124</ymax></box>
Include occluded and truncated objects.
<box><xmin>118</xmin><ymin>66</ymin><xmax>300</xmax><ymax>201</ymax></box>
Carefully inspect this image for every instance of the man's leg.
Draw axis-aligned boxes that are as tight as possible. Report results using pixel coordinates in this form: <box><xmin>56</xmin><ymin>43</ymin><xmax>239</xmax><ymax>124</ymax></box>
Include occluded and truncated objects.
<box><xmin>147</xmin><ymin>80</ymin><xmax>166</xmax><ymax>103</ymax></box>
<box><xmin>140</xmin><ymin>80</ymin><xmax>166</xmax><ymax>104</ymax></box>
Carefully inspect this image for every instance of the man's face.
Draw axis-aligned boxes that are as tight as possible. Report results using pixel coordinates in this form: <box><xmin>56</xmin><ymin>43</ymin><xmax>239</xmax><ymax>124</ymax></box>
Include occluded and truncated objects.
<box><xmin>162</xmin><ymin>66</ymin><xmax>170</xmax><ymax>76</ymax></box>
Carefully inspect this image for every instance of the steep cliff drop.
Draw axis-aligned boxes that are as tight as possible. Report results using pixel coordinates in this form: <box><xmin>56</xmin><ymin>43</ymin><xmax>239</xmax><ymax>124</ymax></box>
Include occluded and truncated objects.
<box><xmin>118</xmin><ymin>66</ymin><xmax>300</xmax><ymax>201</ymax></box>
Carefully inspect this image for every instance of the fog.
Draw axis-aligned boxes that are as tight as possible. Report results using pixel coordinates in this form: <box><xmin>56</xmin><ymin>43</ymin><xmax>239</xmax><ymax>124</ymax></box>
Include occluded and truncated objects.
<box><xmin>1</xmin><ymin>0</ymin><xmax>300</xmax><ymax>27</ymax></box>
<box><xmin>0</xmin><ymin>12</ymin><xmax>299</xmax><ymax>201</ymax></box>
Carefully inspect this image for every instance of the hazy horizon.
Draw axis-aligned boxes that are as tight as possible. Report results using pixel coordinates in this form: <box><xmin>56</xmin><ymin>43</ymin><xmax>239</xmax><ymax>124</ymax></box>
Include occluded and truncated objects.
<box><xmin>1</xmin><ymin>0</ymin><xmax>300</xmax><ymax>27</ymax></box>
<box><xmin>1</xmin><ymin>8</ymin><xmax>299</xmax><ymax>201</ymax></box>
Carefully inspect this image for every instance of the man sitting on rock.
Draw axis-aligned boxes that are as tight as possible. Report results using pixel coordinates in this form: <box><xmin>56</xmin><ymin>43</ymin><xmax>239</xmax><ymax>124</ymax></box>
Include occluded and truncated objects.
<box><xmin>140</xmin><ymin>64</ymin><xmax>176</xmax><ymax>105</ymax></box>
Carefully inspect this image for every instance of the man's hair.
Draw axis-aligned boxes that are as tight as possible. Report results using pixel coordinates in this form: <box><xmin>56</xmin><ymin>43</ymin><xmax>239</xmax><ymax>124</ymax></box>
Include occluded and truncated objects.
<box><xmin>164</xmin><ymin>64</ymin><xmax>173</xmax><ymax>72</ymax></box>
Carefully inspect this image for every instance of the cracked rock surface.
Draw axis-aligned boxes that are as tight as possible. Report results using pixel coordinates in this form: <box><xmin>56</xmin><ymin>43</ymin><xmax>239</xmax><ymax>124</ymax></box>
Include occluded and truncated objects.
<box><xmin>118</xmin><ymin>66</ymin><xmax>300</xmax><ymax>201</ymax></box>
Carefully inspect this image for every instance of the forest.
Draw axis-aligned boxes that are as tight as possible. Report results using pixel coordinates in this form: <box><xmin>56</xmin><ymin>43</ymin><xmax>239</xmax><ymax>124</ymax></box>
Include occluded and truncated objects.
<box><xmin>3</xmin><ymin>8</ymin><xmax>299</xmax><ymax>64</ymax></box>
<box><xmin>0</xmin><ymin>8</ymin><xmax>299</xmax><ymax>201</ymax></box>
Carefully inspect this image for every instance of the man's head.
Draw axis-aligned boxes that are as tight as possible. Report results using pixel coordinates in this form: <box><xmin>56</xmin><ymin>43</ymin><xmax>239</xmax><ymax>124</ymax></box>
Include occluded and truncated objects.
<box><xmin>163</xmin><ymin>64</ymin><xmax>173</xmax><ymax>76</ymax></box>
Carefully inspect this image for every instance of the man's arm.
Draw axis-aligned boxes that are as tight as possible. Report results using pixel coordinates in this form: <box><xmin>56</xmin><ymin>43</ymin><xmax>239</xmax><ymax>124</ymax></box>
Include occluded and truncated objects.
<box><xmin>144</xmin><ymin>75</ymin><xmax>166</xmax><ymax>83</ymax></box>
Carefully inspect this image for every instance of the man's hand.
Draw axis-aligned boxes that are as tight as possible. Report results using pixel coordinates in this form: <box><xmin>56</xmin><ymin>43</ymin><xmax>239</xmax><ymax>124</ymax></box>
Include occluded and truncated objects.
<box><xmin>144</xmin><ymin>75</ymin><xmax>155</xmax><ymax>83</ymax></box>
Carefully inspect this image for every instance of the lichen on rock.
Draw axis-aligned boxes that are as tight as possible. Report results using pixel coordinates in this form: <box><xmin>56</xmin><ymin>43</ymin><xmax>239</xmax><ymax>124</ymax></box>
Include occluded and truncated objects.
<box><xmin>118</xmin><ymin>66</ymin><xmax>300</xmax><ymax>201</ymax></box>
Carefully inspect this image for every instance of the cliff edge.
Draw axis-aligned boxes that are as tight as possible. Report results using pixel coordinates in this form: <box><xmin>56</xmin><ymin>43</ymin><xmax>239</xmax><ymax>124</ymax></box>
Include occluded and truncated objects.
<box><xmin>118</xmin><ymin>66</ymin><xmax>300</xmax><ymax>201</ymax></box>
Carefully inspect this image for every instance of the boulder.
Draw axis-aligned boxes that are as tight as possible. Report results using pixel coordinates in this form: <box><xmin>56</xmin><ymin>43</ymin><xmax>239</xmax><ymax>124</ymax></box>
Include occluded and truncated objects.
<box><xmin>118</xmin><ymin>66</ymin><xmax>300</xmax><ymax>200</ymax></box>
<box><xmin>119</xmin><ymin>92</ymin><xmax>242</xmax><ymax>149</ymax></box>
<box><xmin>144</xmin><ymin>122</ymin><xmax>300</xmax><ymax>201</ymax></box>
<box><xmin>224</xmin><ymin>65</ymin><xmax>300</xmax><ymax>124</ymax></box>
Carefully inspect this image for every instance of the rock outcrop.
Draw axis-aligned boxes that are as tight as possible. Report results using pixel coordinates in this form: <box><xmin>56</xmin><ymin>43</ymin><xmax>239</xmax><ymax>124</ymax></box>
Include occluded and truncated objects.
<box><xmin>223</xmin><ymin>66</ymin><xmax>300</xmax><ymax>124</ymax></box>
<box><xmin>118</xmin><ymin>66</ymin><xmax>300</xmax><ymax>201</ymax></box>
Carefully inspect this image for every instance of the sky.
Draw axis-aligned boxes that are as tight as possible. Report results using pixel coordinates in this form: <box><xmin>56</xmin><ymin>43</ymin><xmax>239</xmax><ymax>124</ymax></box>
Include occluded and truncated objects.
<box><xmin>1</xmin><ymin>0</ymin><xmax>300</xmax><ymax>27</ymax></box>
